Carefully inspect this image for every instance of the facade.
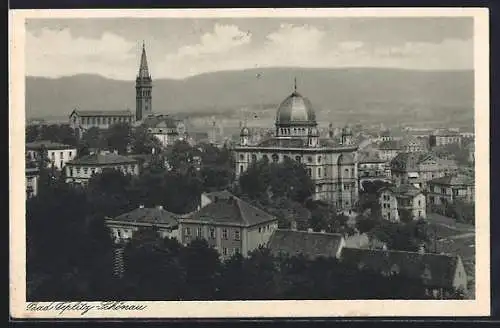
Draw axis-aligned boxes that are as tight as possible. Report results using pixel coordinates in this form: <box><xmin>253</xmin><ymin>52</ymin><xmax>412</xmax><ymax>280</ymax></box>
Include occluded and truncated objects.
<box><xmin>427</xmin><ymin>174</ymin><xmax>475</xmax><ymax>205</ymax></box>
<box><xmin>65</xmin><ymin>153</ymin><xmax>140</xmax><ymax>185</ymax></box>
<box><xmin>142</xmin><ymin>115</ymin><xmax>187</xmax><ymax>147</ymax></box>
<box><xmin>26</xmin><ymin>167</ymin><xmax>40</xmax><ymax>199</ymax></box>
<box><xmin>69</xmin><ymin>109</ymin><xmax>134</xmax><ymax>132</ymax></box>
<box><xmin>390</xmin><ymin>152</ymin><xmax>458</xmax><ymax>189</ymax></box>
<box><xmin>178</xmin><ymin>191</ymin><xmax>278</xmax><ymax>260</ymax></box>
<box><xmin>401</xmin><ymin>135</ymin><xmax>427</xmax><ymax>153</ymax></box>
<box><xmin>267</xmin><ymin>229</ymin><xmax>346</xmax><ymax>260</ymax></box>
<box><xmin>379</xmin><ymin>184</ymin><xmax>427</xmax><ymax>222</ymax></box>
<box><xmin>429</xmin><ymin>129</ymin><xmax>463</xmax><ymax>148</ymax></box>
<box><xmin>341</xmin><ymin>248</ymin><xmax>468</xmax><ymax>297</ymax></box>
<box><xmin>234</xmin><ymin>82</ymin><xmax>359</xmax><ymax>210</ymax></box>
<box><xmin>105</xmin><ymin>205</ymin><xmax>179</xmax><ymax>244</ymax></box>
<box><xmin>26</xmin><ymin>140</ymin><xmax>77</xmax><ymax>171</ymax></box>
<box><xmin>377</xmin><ymin>140</ymin><xmax>402</xmax><ymax>161</ymax></box>
<box><xmin>136</xmin><ymin>42</ymin><xmax>153</xmax><ymax>121</ymax></box>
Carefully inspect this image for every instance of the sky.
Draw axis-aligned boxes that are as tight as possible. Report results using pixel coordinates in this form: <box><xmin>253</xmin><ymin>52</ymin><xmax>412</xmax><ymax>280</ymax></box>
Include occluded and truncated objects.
<box><xmin>25</xmin><ymin>17</ymin><xmax>474</xmax><ymax>80</ymax></box>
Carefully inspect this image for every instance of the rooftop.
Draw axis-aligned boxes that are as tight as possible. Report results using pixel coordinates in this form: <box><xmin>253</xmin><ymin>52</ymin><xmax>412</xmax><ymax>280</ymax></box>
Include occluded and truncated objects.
<box><xmin>380</xmin><ymin>184</ymin><xmax>422</xmax><ymax>198</ymax></box>
<box><xmin>71</xmin><ymin>109</ymin><xmax>133</xmax><ymax>117</ymax></box>
<box><xmin>67</xmin><ymin>153</ymin><xmax>138</xmax><ymax>166</ymax></box>
<box><xmin>26</xmin><ymin>140</ymin><xmax>76</xmax><ymax>150</ymax></box>
<box><xmin>428</xmin><ymin>174</ymin><xmax>474</xmax><ymax>186</ymax></box>
<box><xmin>108</xmin><ymin>206</ymin><xmax>178</xmax><ymax>227</ymax></box>
<box><xmin>187</xmin><ymin>192</ymin><xmax>276</xmax><ymax>227</ymax></box>
<box><xmin>341</xmin><ymin>247</ymin><xmax>464</xmax><ymax>289</ymax></box>
<box><xmin>267</xmin><ymin>229</ymin><xmax>344</xmax><ymax>260</ymax></box>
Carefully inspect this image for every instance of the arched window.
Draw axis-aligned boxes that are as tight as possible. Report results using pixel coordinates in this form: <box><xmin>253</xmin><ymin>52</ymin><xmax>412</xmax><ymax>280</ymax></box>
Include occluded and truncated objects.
<box><xmin>239</xmin><ymin>165</ymin><xmax>244</xmax><ymax>173</ymax></box>
<box><xmin>251</xmin><ymin>154</ymin><xmax>257</xmax><ymax>162</ymax></box>
<box><xmin>272</xmin><ymin>153</ymin><xmax>279</xmax><ymax>163</ymax></box>
<box><xmin>295</xmin><ymin>156</ymin><xmax>302</xmax><ymax>163</ymax></box>
<box><xmin>318</xmin><ymin>156</ymin><xmax>322</xmax><ymax>163</ymax></box>
<box><xmin>240</xmin><ymin>154</ymin><xmax>245</xmax><ymax>161</ymax></box>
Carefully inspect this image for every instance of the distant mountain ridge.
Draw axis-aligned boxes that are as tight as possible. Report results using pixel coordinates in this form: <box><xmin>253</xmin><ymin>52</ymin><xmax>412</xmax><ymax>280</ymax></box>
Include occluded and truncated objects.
<box><xmin>25</xmin><ymin>67</ymin><xmax>474</xmax><ymax>126</ymax></box>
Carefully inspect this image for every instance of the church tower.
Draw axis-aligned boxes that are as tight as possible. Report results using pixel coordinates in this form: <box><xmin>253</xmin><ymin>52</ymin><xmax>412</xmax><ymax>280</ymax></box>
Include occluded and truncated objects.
<box><xmin>136</xmin><ymin>42</ymin><xmax>152</xmax><ymax>121</ymax></box>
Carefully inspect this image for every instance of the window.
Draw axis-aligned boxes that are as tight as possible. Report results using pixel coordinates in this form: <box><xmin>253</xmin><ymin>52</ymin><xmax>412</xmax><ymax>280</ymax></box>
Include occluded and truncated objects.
<box><xmin>69</xmin><ymin>168</ymin><xmax>74</xmax><ymax>176</ymax></box>
<box><xmin>239</xmin><ymin>165</ymin><xmax>244</xmax><ymax>173</ymax></box>
<box><xmin>76</xmin><ymin>168</ymin><xmax>81</xmax><ymax>174</ymax></box>
<box><xmin>295</xmin><ymin>156</ymin><xmax>301</xmax><ymax>163</ymax></box>
<box><xmin>240</xmin><ymin>154</ymin><xmax>245</xmax><ymax>160</ymax></box>
<box><xmin>251</xmin><ymin>154</ymin><xmax>257</xmax><ymax>162</ymax></box>
<box><xmin>185</xmin><ymin>227</ymin><xmax>191</xmax><ymax>236</ymax></box>
<box><xmin>209</xmin><ymin>227</ymin><xmax>215</xmax><ymax>239</ymax></box>
<box><xmin>307</xmin><ymin>156</ymin><xmax>313</xmax><ymax>163</ymax></box>
<box><xmin>307</xmin><ymin>168</ymin><xmax>312</xmax><ymax>176</ymax></box>
<box><xmin>234</xmin><ymin>230</ymin><xmax>240</xmax><ymax>241</ymax></box>
<box><xmin>318</xmin><ymin>156</ymin><xmax>322</xmax><ymax>163</ymax></box>
<box><xmin>91</xmin><ymin>168</ymin><xmax>96</xmax><ymax>175</ymax></box>
<box><xmin>197</xmin><ymin>227</ymin><xmax>202</xmax><ymax>237</ymax></box>
<box><xmin>418</xmin><ymin>200</ymin><xmax>421</xmax><ymax>206</ymax></box>
<box><xmin>235</xmin><ymin>248</ymin><xmax>240</xmax><ymax>254</ymax></box>
<box><xmin>318</xmin><ymin>167</ymin><xmax>321</xmax><ymax>177</ymax></box>
<box><xmin>83</xmin><ymin>168</ymin><xmax>88</xmax><ymax>174</ymax></box>
<box><xmin>222</xmin><ymin>229</ymin><xmax>228</xmax><ymax>240</ymax></box>
<box><xmin>51</xmin><ymin>152</ymin><xmax>55</xmax><ymax>159</ymax></box>
<box><xmin>69</xmin><ymin>151</ymin><xmax>72</xmax><ymax>158</ymax></box>
<box><xmin>223</xmin><ymin>248</ymin><xmax>228</xmax><ymax>256</ymax></box>
<box><xmin>272</xmin><ymin>154</ymin><xmax>279</xmax><ymax>163</ymax></box>
<box><xmin>258</xmin><ymin>227</ymin><xmax>261</xmax><ymax>233</ymax></box>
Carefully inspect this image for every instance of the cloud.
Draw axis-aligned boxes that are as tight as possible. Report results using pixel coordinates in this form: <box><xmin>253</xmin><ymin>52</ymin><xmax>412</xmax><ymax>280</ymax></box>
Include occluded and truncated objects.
<box><xmin>176</xmin><ymin>23</ymin><xmax>251</xmax><ymax>57</ymax></box>
<box><xmin>26</xmin><ymin>23</ymin><xmax>473</xmax><ymax>80</ymax></box>
<box><xmin>26</xmin><ymin>28</ymin><xmax>137</xmax><ymax>79</ymax></box>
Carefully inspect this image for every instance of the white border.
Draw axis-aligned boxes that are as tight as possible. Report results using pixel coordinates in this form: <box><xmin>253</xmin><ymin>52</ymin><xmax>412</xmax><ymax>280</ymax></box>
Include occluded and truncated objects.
<box><xmin>9</xmin><ymin>8</ymin><xmax>490</xmax><ymax>318</ymax></box>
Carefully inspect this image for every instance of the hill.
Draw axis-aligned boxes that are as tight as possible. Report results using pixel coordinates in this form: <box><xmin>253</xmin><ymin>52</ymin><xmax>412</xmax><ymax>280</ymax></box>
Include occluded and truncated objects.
<box><xmin>25</xmin><ymin>67</ymin><xmax>474</xmax><ymax>126</ymax></box>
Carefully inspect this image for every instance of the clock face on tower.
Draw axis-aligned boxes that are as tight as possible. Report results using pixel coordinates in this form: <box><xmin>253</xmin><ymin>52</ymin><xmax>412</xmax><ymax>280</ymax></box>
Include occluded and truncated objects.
<box><xmin>176</xmin><ymin>122</ymin><xmax>186</xmax><ymax>135</ymax></box>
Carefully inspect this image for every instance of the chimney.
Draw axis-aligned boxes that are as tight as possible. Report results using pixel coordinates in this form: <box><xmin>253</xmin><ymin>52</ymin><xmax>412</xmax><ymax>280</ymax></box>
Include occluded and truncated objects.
<box><xmin>139</xmin><ymin>204</ymin><xmax>145</xmax><ymax>209</ymax></box>
<box><xmin>290</xmin><ymin>220</ymin><xmax>297</xmax><ymax>231</ymax></box>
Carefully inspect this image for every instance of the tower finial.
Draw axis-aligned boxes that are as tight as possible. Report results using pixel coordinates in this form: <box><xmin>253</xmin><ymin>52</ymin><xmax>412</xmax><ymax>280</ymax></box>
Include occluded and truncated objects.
<box><xmin>294</xmin><ymin>77</ymin><xmax>297</xmax><ymax>92</ymax></box>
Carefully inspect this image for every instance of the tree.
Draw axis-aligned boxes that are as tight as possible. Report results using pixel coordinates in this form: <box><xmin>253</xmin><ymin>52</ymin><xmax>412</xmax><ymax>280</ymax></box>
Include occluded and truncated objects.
<box><xmin>131</xmin><ymin>125</ymin><xmax>163</xmax><ymax>155</ymax></box>
<box><xmin>239</xmin><ymin>158</ymin><xmax>314</xmax><ymax>203</ymax></box>
<box><xmin>179</xmin><ymin>238</ymin><xmax>221</xmax><ymax>300</ymax></box>
<box><xmin>81</xmin><ymin>127</ymin><xmax>105</xmax><ymax>150</ymax></box>
<box><xmin>105</xmin><ymin>123</ymin><xmax>131</xmax><ymax>154</ymax></box>
<box><xmin>167</xmin><ymin>140</ymin><xmax>196</xmax><ymax>172</ymax></box>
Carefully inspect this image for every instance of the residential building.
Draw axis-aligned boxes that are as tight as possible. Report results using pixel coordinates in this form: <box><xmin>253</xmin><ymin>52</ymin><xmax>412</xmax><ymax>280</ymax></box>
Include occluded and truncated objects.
<box><xmin>65</xmin><ymin>153</ymin><xmax>140</xmax><ymax>185</ymax></box>
<box><xmin>390</xmin><ymin>152</ymin><xmax>458</xmax><ymax>189</ymax></box>
<box><xmin>377</xmin><ymin>140</ymin><xmax>402</xmax><ymax>161</ymax></box>
<box><xmin>358</xmin><ymin>152</ymin><xmax>391</xmax><ymax>189</ymax></box>
<box><xmin>341</xmin><ymin>248</ymin><xmax>468</xmax><ymax>298</ymax></box>
<box><xmin>142</xmin><ymin>115</ymin><xmax>187</xmax><ymax>147</ymax></box>
<box><xmin>69</xmin><ymin>109</ymin><xmax>134</xmax><ymax>132</ymax></box>
<box><xmin>379</xmin><ymin>184</ymin><xmax>427</xmax><ymax>221</ymax></box>
<box><xmin>267</xmin><ymin>229</ymin><xmax>346</xmax><ymax>260</ymax></box>
<box><xmin>26</xmin><ymin>140</ymin><xmax>77</xmax><ymax>170</ymax></box>
<box><xmin>26</xmin><ymin>167</ymin><xmax>40</xmax><ymax>199</ymax></box>
<box><xmin>234</xmin><ymin>80</ymin><xmax>359</xmax><ymax>210</ymax></box>
<box><xmin>429</xmin><ymin>129</ymin><xmax>463</xmax><ymax>148</ymax></box>
<box><xmin>427</xmin><ymin>174</ymin><xmax>475</xmax><ymax>205</ymax></box>
<box><xmin>105</xmin><ymin>205</ymin><xmax>179</xmax><ymax>244</ymax></box>
<box><xmin>401</xmin><ymin>135</ymin><xmax>427</xmax><ymax>153</ymax></box>
<box><xmin>178</xmin><ymin>191</ymin><xmax>278</xmax><ymax>260</ymax></box>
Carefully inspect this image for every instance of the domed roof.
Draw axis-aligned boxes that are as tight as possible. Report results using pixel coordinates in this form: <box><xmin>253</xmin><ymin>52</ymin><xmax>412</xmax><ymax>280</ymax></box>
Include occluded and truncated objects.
<box><xmin>275</xmin><ymin>91</ymin><xmax>316</xmax><ymax>126</ymax></box>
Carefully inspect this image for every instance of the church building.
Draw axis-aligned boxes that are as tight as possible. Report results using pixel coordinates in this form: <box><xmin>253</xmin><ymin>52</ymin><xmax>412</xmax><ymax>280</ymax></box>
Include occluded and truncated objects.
<box><xmin>234</xmin><ymin>80</ymin><xmax>359</xmax><ymax>210</ymax></box>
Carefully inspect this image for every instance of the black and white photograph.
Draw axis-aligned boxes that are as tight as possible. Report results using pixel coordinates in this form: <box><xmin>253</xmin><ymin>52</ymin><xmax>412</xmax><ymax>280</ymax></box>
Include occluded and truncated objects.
<box><xmin>10</xmin><ymin>8</ymin><xmax>490</xmax><ymax>318</ymax></box>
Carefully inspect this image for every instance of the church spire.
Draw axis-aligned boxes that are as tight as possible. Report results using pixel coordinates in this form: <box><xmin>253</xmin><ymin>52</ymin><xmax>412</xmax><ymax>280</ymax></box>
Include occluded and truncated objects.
<box><xmin>138</xmin><ymin>41</ymin><xmax>150</xmax><ymax>79</ymax></box>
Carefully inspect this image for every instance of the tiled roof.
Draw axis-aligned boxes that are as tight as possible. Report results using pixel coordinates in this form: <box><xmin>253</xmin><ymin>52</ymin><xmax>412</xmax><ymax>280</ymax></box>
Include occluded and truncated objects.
<box><xmin>109</xmin><ymin>206</ymin><xmax>178</xmax><ymax>227</ymax></box>
<box><xmin>188</xmin><ymin>192</ymin><xmax>276</xmax><ymax>227</ymax></box>
<box><xmin>380</xmin><ymin>184</ymin><xmax>422</xmax><ymax>198</ymax></box>
<box><xmin>142</xmin><ymin>115</ymin><xmax>181</xmax><ymax>129</ymax></box>
<box><xmin>26</xmin><ymin>140</ymin><xmax>76</xmax><ymax>150</ymax></box>
<box><xmin>267</xmin><ymin>229</ymin><xmax>344</xmax><ymax>260</ymax></box>
<box><xmin>428</xmin><ymin>174</ymin><xmax>474</xmax><ymax>186</ymax></box>
<box><xmin>359</xmin><ymin>152</ymin><xmax>386</xmax><ymax>163</ymax></box>
<box><xmin>72</xmin><ymin>110</ymin><xmax>133</xmax><ymax>117</ymax></box>
<box><xmin>67</xmin><ymin>153</ymin><xmax>138</xmax><ymax>166</ymax></box>
<box><xmin>341</xmin><ymin>248</ymin><xmax>463</xmax><ymax>289</ymax></box>
<box><xmin>378</xmin><ymin>140</ymin><xmax>402</xmax><ymax>150</ymax></box>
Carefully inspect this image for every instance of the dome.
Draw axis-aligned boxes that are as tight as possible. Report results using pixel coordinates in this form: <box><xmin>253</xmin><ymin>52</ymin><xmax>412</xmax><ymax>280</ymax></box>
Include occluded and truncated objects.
<box><xmin>275</xmin><ymin>91</ymin><xmax>316</xmax><ymax>127</ymax></box>
<box><xmin>240</xmin><ymin>127</ymin><xmax>250</xmax><ymax>136</ymax></box>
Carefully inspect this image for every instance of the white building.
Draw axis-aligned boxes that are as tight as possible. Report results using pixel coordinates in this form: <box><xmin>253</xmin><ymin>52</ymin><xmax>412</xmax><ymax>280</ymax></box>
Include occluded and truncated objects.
<box><xmin>65</xmin><ymin>153</ymin><xmax>140</xmax><ymax>186</ymax></box>
<box><xmin>26</xmin><ymin>140</ymin><xmax>77</xmax><ymax>171</ymax></box>
<box><xmin>379</xmin><ymin>184</ymin><xmax>427</xmax><ymax>222</ymax></box>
